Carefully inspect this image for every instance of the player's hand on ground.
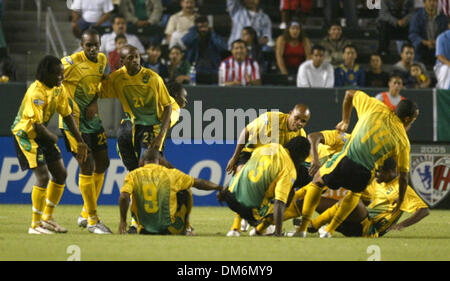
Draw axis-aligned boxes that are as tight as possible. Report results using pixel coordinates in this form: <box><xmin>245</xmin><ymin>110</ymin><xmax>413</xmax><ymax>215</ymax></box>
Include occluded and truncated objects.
<box><xmin>76</xmin><ymin>142</ymin><xmax>89</xmax><ymax>163</ymax></box>
<box><xmin>335</xmin><ymin>121</ymin><xmax>349</xmax><ymax>133</ymax></box>
<box><xmin>118</xmin><ymin>221</ymin><xmax>127</xmax><ymax>234</ymax></box>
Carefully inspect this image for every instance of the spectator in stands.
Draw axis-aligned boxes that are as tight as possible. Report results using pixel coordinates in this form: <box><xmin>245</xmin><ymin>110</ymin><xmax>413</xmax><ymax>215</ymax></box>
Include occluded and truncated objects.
<box><xmin>409</xmin><ymin>62</ymin><xmax>432</xmax><ymax>88</ymax></box>
<box><xmin>182</xmin><ymin>15</ymin><xmax>228</xmax><ymax>76</ymax></box>
<box><xmin>108</xmin><ymin>34</ymin><xmax>127</xmax><ymax>72</ymax></box>
<box><xmin>100</xmin><ymin>14</ymin><xmax>145</xmax><ymax>55</ymax></box>
<box><xmin>409</xmin><ymin>0</ymin><xmax>448</xmax><ymax>66</ymax></box>
<box><xmin>438</xmin><ymin>0</ymin><xmax>450</xmax><ymax>16</ymax></box>
<box><xmin>0</xmin><ymin>47</ymin><xmax>16</xmax><ymax>82</ymax></box>
<box><xmin>434</xmin><ymin>18</ymin><xmax>450</xmax><ymax>89</ymax></box>
<box><xmin>279</xmin><ymin>0</ymin><xmax>313</xmax><ymax>29</ymax></box>
<box><xmin>143</xmin><ymin>42</ymin><xmax>169</xmax><ymax>78</ymax></box>
<box><xmin>167</xmin><ymin>45</ymin><xmax>191</xmax><ymax>84</ymax></box>
<box><xmin>377</xmin><ymin>0</ymin><xmax>415</xmax><ymax>56</ymax></box>
<box><xmin>393</xmin><ymin>42</ymin><xmax>428</xmax><ymax>85</ymax></box>
<box><xmin>375</xmin><ymin>74</ymin><xmax>405</xmax><ymax>111</ymax></box>
<box><xmin>320</xmin><ymin>22</ymin><xmax>352</xmax><ymax>67</ymax></box>
<box><xmin>296</xmin><ymin>45</ymin><xmax>334</xmax><ymax>88</ymax></box>
<box><xmin>218</xmin><ymin>39</ymin><xmax>261</xmax><ymax>86</ymax></box>
<box><xmin>165</xmin><ymin>0</ymin><xmax>197</xmax><ymax>49</ymax></box>
<box><xmin>334</xmin><ymin>44</ymin><xmax>365</xmax><ymax>87</ymax></box>
<box><xmin>70</xmin><ymin>0</ymin><xmax>114</xmax><ymax>39</ymax></box>
<box><xmin>323</xmin><ymin>0</ymin><xmax>358</xmax><ymax>30</ymax></box>
<box><xmin>365</xmin><ymin>53</ymin><xmax>390</xmax><ymax>88</ymax></box>
<box><xmin>275</xmin><ymin>19</ymin><xmax>311</xmax><ymax>76</ymax></box>
<box><xmin>241</xmin><ymin>26</ymin><xmax>264</xmax><ymax>70</ymax></box>
<box><xmin>227</xmin><ymin>0</ymin><xmax>273</xmax><ymax>51</ymax></box>
<box><xmin>119</xmin><ymin>0</ymin><xmax>164</xmax><ymax>44</ymax></box>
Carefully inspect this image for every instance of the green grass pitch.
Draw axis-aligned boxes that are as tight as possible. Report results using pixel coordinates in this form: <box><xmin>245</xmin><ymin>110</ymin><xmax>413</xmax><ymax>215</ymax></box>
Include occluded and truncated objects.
<box><xmin>0</xmin><ymin>204</ymin><xmax>449</xmax><ymax>261</ymax></box>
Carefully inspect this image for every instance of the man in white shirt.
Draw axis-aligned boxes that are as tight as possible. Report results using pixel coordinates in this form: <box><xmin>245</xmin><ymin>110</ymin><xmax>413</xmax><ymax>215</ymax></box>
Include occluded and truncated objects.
<box><xmin>100</xmin><ymin>14</ymin><xmax>145</xmax><ymax>55</ymax></box>
<box><xmin>71</xmin><ymin>0</ymin><xmax>114</xmax><ymax>39</ymax></box>
<box><xmin>165</xmin><ymin>0</ymin><xmax>197</xmax><ymax>49</ymax></box>
<box><xmin>297</xmin><ymin>45</ymin><xmax>334</xmax><ymax>88</ymax></box>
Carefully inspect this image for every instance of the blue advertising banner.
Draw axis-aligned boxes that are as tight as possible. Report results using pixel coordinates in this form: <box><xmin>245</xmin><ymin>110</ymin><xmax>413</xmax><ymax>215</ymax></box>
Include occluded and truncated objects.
<box><xmin>0</xmin><ymin>137</ymin><xmax>234</xmax><ymax>206</ymax></box>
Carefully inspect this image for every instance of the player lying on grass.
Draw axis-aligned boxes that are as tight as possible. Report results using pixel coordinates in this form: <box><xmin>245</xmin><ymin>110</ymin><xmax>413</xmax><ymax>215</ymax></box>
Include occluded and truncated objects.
<box><xmin>118</xmin><ymin>148</ymin><xmax>223</xmax><ymax>235</ymax></box>
<box><xmin>253</xmin><ymin>158</ymin><xmax>429</xmax><ymax>238</ymax></box>
<box><xmin>217</xmin><ymin>136</ymin><xmax>311</xmax><ymax>237</ymax></box>
<box><xmin>11</xmin><ymin>55</ymin><xmax>88</xmax><ymax>234</ymax></box>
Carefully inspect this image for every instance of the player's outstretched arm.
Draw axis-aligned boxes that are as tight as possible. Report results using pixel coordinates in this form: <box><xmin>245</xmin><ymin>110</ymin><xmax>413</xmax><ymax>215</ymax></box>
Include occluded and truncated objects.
<box><xmin>273</xmin><ymin>199</ymin><xmax>286</xmax><ymax>236</ymax></box>
<box><xmin>226</xmin><ymin>127</ymin><xmax>249</xmax><ymax>174</ymax></box>
<box><xmin>307</xmin><ymin>132</ymin><xmax>325</xmax><ymax>177</ymax></box>
<box><xmin>337</xmin><ymin>90</ymin><xmax>357</xmax><ymax>132</ymax></box>
<box><xmin>193</xmin><ymin>178</ymin><xmax>223</xmax><ymax>191</ymax></box>
<box><xmin>150</xmin><ymin>104</ymin><xmax>172</xmax><ymax>150</ymax></box>
<box><xmin>118</xmin><ymin>192</ymin><xmax>131</xmax><ymax>234</ymax></box>
<box><xmin>388</xmin><ymin>207</ymin><xmax>429</xmax><ymax>232</ymax></box>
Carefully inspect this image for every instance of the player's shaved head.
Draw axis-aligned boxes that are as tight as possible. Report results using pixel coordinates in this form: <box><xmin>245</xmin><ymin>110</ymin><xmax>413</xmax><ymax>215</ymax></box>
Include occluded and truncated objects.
<box><xmin>120</xmin><ymin>45</ymin><xmax>141</xmax><ymax>75</ymax></box>
<box><xmin>287</xmin><ymin>104</ymin><xmax>311</xmax><ymax>131</ymax></box>
<box><xmin>120</xmin><ymin>45</ymin><xmax>139</xmax><ymax>59</ymax></box>
<box><xmin>141</xmin><ymin>148</ymin><xmax>160</xmax><ymax>165</ymax></box>
<box><xmin>395</xmin><ymin>99</ymin><xmax>419</xmax><ymax>131</ymax></box>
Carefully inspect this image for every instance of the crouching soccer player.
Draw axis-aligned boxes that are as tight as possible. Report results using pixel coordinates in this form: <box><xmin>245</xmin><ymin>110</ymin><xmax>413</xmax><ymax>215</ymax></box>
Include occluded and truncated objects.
<box><xmin>118</xmin><ymin>148</ymin><xmax>223</xmax><ymax>235</ymax></box>
<box><xmin>11</xmin><ymin>55</ymin><xmax>88</xmax><ymax>234</ymax></box>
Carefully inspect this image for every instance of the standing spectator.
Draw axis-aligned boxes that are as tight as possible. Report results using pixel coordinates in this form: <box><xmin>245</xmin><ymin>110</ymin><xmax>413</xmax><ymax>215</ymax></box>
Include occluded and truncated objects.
<box><xmin>393</xmin><ymin>42</ymin><xmax>427</xmax><ymax>85</ymax></box>
<box><xmin>323</xmin><ymin>0</ymin><xmax>358</xmax><ymax>30</ymax></box>
<box><xmin>241</xmin><ymin>26</ymin><xmax>264</xmax><ymax>70</ymax></box>
<box><xmin>375</xmin><ymin>74</ymin><xmax>405</xmax><ymax>111</ymax></box>
<box><xmin>218</xmin><ymin>39</ymin><xmax>261</xmax><ymax>86</ymax></box>
<box><xmin>377</xmin><ymin>0</ymin><xmax>415</xmax><ymax>56</ymax></box>
<box><xmin>165</xmin><ymin>0</ymin><xmax>197</xmax><ymax>49</ymax></box>
<box><xmin>365</xmin><ymin>53</ymin><xmax>390</xmax><ymax>88</ymax></box>
<box><xmin>143</xmin><ymin>42</ymin><xmax>169</xmax><ymax>78</ymax></box>
<box><xmin>167</xmin><ymin>45</ymin><xmax>191</xmax><ymax>84</ymax></box>
<box><xmin>119</xmin><ymin>0</ymin><xmax>164</xmax><ymax>44</ymax></box>
<box><xmin>70</xmin><ymin>0</ymin><xmax>114</xmax><ymax>39</ymax></box>
<box><xmin>182</xmin><ymin>15</ymin><xmax>228</xmax><ymax>76</ymax></box>
<box><xmin>227</xmin><ymin>0</ymin><xmax>273</xmax><ymax>51</ymax></box>
<box><xmin>0</xmin><ymin>47</ymin><xmax>16</xmax><ymax>82</ymax></box>
<box><xmin>279</xmin><ymin>0</ymin><xmax>313</xmax><ymax>29</ymax></box>
<box><xmin>320</xmin><ymin>23</ymin><xmax>352</xmax><ymax>67</ymax></box>
<box><xmin>409</xmin><ymin>0</ymin><xmax>448</xmax><ymax>66</ymax></box>
<box><xmin>100</xmin><ymin>14</ymin><xmax>145</xmax><ymax>55</ymax></box>
<box><xmin>434</xmin><ymin>19</ymin><xmax>450</xmax><ymax>89</ymax></box>
<box><xmin>296</xmin><ymin>45</ymin><xmax>334</xmax><ymax>88</ymax></box>
<box><xmin>334</xmin><ymin>44</ymin><xmax>365</xmax><ymax>87</ymax></box>
<box><xmin>108</xmin><ymin>34</ymin><xmax>127</xmax><ymax>73</ymax></box>
<box><xmin>275</xmin><ymin>20</ymin><xmax>311</xmax><ymax>76</ymax></box>
<box><xmin>409</xmin><ymin>62</ymin><xmax>432</xmax><ymax>88</ymax></box>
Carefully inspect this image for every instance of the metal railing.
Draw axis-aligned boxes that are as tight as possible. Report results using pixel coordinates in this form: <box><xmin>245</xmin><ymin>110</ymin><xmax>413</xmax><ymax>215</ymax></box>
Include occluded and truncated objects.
<box><xmin>45</xmin><ymin>6</ymin><xmax>67</xmax><ymax>58</ymax></box>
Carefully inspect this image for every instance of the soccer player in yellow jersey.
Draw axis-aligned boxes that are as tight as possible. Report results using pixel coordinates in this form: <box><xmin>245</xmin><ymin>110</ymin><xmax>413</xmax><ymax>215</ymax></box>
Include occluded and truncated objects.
<box><xmin>11</xmin><ymin>55</ymin><xmax>88</xmax><ymax>234</ymax></box>
<box><xmin>118</xmin><ymin>148</ymin><xmax>222</xmax><ymax>235</ymax></box>
<box><xmin>217</xmin><ymin>136</ymin><xmax>311</xmax><ymax>237</ymax></box>
<box><xmin>59</xmin><ymin>29</ymin><xmax>112</xmax><ymax>234</ymax></box>
<box><xmin>224</xmin><ymin>105</ymin><xmax>311</xmax><ymax>236</ymax></box>
<box><xmin>297</xmin><ymin>89</ymin><xmax>419</xmax><ymax>238</ymax></box>
<box><xmin>98</xmin><ymin>45</ymin><xmax>173</xmax><ymax>171</ymax></box>
<box><xmin>308</xmin><ymin>158</ymin><xmax>429</xmax><ymax>237</ymax></box>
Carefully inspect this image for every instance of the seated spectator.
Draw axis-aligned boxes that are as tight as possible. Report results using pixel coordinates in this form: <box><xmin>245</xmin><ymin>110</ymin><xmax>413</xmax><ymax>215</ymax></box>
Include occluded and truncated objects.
<box><xmin>119</xmin><ymin>0</ymin><xmax>164</xmax><ymax>44</ymax></box>
<box><xmin>377</xmin><ymin>0</ymin><xmax>415</xmax><ymax>56</ymax></box>
<box><xmin>279</xmin><ymin>0</ymin><xmax>313</xmax><ymax>29</ymax></box>
<box><xmin>227</xmin><ymin>0</ymin><xmax>273</xmax><ymax>51</ymax></box>
<box><xmin>365</xmin><ymin>53</ymin><xmax>390</xmax><ymax>88</ymax></box>
<box><xmin>143</xmin><ymin>42</ymin><xmax>169</xmax><ymax>78</ymax></box>
<box><xmin>167</xmin><ymin>45</ymin><xmax>191</xmax><ymax>84</ymax></box>
<box><xmin>275</xmin><ymin>19</ymin><xmax>311</xmax><ymax>76</ymax></box>
<box><xmin>334</xmin><ymin>44</ymin><xmax>365</xmax><ymax>87</ymax></box>
<box><xmin>165</xmin><ymin>0</ymin><xmax>197</xmax><ymax>49</ymax></box>
<box><xmin>323</xmin><ymin>0</ymin><xmax>358</xmax><ymax>30</ymax></box>
<box><xmin>0</xmin><ymin>47</ymin><xmax>16</xmax><ymax>82</ymax></box>
<box><xmin>108</xmin><ymin>34</ymin><xmax>127</xmax><ymax>72</ymax></box>
<box><xmin>434</xmin><ymin>19</ymin><xmax>450</xmax><ymax>89</ymax></box>
<box><xmin>409</xmin><ymin>0</ymin><xmax>448</xmax><ymax>66</ymax></box>
<box><xmin>241</xmin><ymin>26</ymin><xmax>264</xmax><ymax>70</ymax></box>
<box><xmin>70</xmin><ymin>0</ymin><xmax>114</xmax><ymax>39</ymax></box>
<box><xmin>408</xmin><ymin>62</ymin><xmax>431</xmax><ymax>88</ymax></box>
<box><xmin>393</xmin><ymin>42</ymin><xmax>427</xmax><ymax>84</ymax></box>
<box><xmin>320</xmin><ymin>22</ymin><xmax>352</xmax><ymax>67</ymax></box>
<box><xmin>375</xmin><ymin>74</ymin><xmax>405</xmax><ymax>111</ymax></box>
<box><xmin>218</xmin><ymin>39</ymin><xmax>261</xmax><ymax>86</ymax></box>
<box><xmin>100</xmin><ymin>14</ymin><xmax>145</xmax><ymax>55</ymax></box>
<box><xmin>182</xmin><ymin>15</ymin><xmax>228</xmax><ymax>76</ymax></box>
<box><xmin>296</xmin><ymin>45</ymin><xmax>334</xmax><ymax>88</ymax></box>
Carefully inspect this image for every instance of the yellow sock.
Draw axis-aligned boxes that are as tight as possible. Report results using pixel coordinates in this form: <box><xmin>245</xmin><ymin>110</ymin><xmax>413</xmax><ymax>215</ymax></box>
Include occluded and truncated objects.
<box><xmin>283</xmin><ymin>188</ymin><xmax>307</xmax><ymax>221</ymax></box>
<box><xmin>42</xmin><ymin>181</ymin><xmax>65</xmax><ymax>221</ymax></box>
<box><xmin>31</xmin><ymin>186</ymin><xmax>47</xmax><ymax>228</ymax></box>
<box><xmin>311</xmin><ymin>203</ymin><xmax>339</xmax><ymax>230</ymax></box>
<box><xmin>231</xmin><ymin>213</ymin><xmax>242</xmax><ymax>231</ymax></box>
<box><xmin>298</xmin><ymin>182</ymin><xmax>324</xmax><ymax>232</ymax></box>
<box><xmin>326</xmin><ymin>192</ymin><xmax>361</xmax><ymax>234</ymax></box>
<box><xmin>79</xmin><ymin>174</ymin><xmax>98</xmax><ymax>226</ymax></box>
<box><xmin>93</xmin><ymin>172</ymin><xmax>105</xmax><ymax>200</ymax></box>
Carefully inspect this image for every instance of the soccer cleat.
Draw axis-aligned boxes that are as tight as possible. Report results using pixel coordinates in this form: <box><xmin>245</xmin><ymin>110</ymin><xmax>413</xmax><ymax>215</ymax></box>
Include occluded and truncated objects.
<box><xmin>240</xmin><ymin>220</ymin><xmax>249</xmax><ymax>232</ymax></box>
<box><xmin>226</xmin><ymin>229</ymin><xmax>240</xmax><ymax>237</ymax></box>
<box><xmin>42</xmin><ymin>219</ymin><xmax>68</xmax><ymax>233</ymax></box>
<box><xmin>318</xmin><ymin>226</ymin><xmax>332</xmax><ymax>238</ymax></box>
<box><xmin>249</xmin><ymin>228</ymin><xmax>259</xmax><ymax>236</ymax></box>
<box><xmin>77</xmin><ymin>215</ymin><xmax>88</xmax><ymax>228</ymax></box>
<box><xmin>185</xmin><ymin>226</ymin><xmax>195</xmax><ymax>236</ymax></box>
<box><xmin>127</xmin><ymin>225</ymin><xmax>138</xmax><ymax>234</ymax></box>
<box><xmin>87</xmin><ymin>221</ymin><xmax>113</xmax><ymax>234</ymax></box>
<box><xmin>28</xmin><ymin>226</ymin><xmax>54</xmax><ymax>234</ymax></box>
<box><xmin>286</xmin><ymin>230</ymin><xmax>307</xmax><ymax>237</ymax></box>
